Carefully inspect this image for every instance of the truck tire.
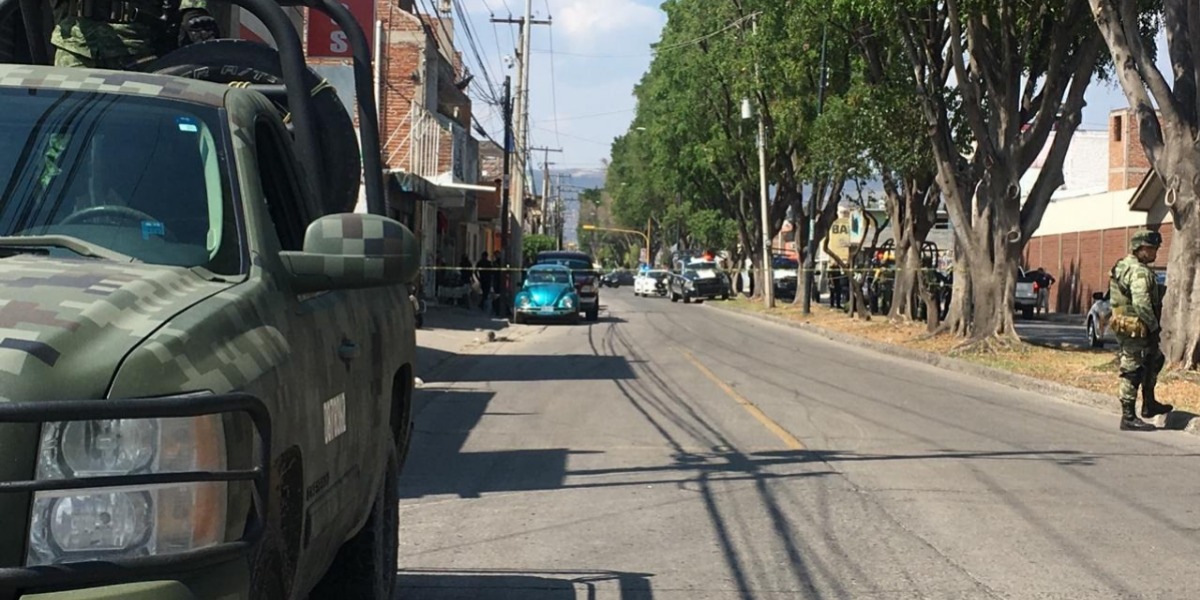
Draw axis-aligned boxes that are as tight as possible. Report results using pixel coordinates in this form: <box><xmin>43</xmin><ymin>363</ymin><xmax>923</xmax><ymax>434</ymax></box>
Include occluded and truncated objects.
<box><xmin>140</xmin><ymin>39</ymin><xmax>361</xmax><ymax>215</ymax></box>
<box><xmin>309</xmin><ymin>446</ymin><xmax>399</xmax><ymax>600</ymax></box>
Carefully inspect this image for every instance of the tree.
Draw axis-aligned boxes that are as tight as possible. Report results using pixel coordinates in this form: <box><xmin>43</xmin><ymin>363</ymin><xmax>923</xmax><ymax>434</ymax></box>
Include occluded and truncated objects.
<box><xmin>871</xmin><ymin>1</ymin><xmax>1109</xmax><ymax>345</ymax></box>
<box><xmin>1089</xmin><ymin>0</ymin><xmax>1200</xmax><ymax>368</ymax></box>
<box><xmin>610</xmin><ymin>0</ymin><xmax>845</xmax><ymax>299</ymax></box>
<box><xmin>522</xmin><ymin>235</ymin><xmax>557</xmax><ymax>264</ymax></box>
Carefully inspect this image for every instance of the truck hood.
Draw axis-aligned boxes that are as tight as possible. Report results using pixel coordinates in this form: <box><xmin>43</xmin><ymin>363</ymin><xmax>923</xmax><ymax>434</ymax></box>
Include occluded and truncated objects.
<box><xmin>0</xmin><ymin>256</ymin><xmax>232</xmax><ymax>402</ymax></box>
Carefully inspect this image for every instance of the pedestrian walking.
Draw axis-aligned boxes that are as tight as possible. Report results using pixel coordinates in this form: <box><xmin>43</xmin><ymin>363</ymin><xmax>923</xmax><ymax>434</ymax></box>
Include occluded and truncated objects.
<box><xmin>476</xmin><ymin>251</ymin><xmax>493</xmax><ymax>312</ymax></box>
<box><xmin>1107</xmin><ymin>229</ymin><xmax>1171</xmax><ymax>431</ymax></box>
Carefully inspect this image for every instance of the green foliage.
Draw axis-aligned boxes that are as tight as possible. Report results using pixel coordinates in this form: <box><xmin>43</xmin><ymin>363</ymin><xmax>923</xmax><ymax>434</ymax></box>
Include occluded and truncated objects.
<box><xmin>687</xmin><ymin>209</ymin><xmax>739</xmax><ymax>251</ymax></box>
<box><xmin>522</xmin><ymin>235</ymin><xmax>557</xmax><ymax>263</ymax></box>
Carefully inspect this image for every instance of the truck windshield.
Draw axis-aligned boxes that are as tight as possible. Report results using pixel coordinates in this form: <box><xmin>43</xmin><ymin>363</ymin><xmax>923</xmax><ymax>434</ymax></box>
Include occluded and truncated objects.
<box><xmin>0</xmin><ymin>88</ymin><xmax>241</xmax><ymax>274</ymax></box>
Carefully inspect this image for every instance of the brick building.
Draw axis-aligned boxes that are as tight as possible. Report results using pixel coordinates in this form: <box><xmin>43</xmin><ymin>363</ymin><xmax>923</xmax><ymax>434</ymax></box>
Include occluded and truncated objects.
<box><xmin>1023</xmin><ymin>108</ymin><xmax>1173</xmax><ymax>314</ymax></box>
<box><xmin>353</xmin><ymin>0</ymin><xmax>491</xmax><ymax>298</ymax></box>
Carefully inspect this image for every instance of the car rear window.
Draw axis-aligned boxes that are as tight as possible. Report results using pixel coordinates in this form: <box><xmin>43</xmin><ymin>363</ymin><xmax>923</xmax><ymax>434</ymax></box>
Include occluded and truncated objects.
<box><xmin>540</xmin><ymin>258</ymin><xmax>592</xmax><ymax>271</ymax></box>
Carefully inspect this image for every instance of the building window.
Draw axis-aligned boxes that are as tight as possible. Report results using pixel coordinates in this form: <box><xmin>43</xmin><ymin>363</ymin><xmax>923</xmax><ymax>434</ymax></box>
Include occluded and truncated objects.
<box><xmin>1113</xmin><ymin>115</ymin><xmax>1123</xmax><ymax>142</ymax></box>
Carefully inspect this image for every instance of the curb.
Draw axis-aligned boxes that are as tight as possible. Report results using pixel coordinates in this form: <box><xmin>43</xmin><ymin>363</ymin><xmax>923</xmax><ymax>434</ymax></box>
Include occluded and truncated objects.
<box><xmin>708</xmin><ymin>303</ymin><xmax>1200</xmax><ymax>435</ymax></box>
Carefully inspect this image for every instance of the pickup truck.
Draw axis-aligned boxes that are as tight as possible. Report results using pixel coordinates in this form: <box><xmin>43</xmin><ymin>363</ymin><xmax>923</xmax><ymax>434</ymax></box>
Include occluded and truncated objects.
<box><xmin>0</xmin><ymin>62</ymin><xmax>419</xmax><ymax>600</ymax></box>
<box><xmin>1014</xmin><ymin>268</ymin><xmax>1039</xmax><ymax>318</ymax></box>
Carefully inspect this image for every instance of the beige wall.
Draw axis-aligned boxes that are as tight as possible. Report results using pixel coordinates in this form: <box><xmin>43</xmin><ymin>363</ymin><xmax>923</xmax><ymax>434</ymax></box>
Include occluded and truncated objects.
<box><xmin>1029</xmin><ymin>188</ymin><xmax>1170</xmax><ymax>238</ymax></box>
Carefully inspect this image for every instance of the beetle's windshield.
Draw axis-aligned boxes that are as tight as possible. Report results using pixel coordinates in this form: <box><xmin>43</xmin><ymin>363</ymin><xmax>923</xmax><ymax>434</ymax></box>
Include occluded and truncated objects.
<box><xmin>0</xmin><ymin>88</ymin><xmax>242</xmax><ymax>274</ymax></box>
<box><xmin>528</xmin><ymin>269</ymin><xmax>571</xmax><ymax>285</ymax></box>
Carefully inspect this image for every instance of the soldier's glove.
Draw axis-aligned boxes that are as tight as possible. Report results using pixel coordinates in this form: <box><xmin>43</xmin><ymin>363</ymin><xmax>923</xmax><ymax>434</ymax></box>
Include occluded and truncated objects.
<box><xmin>179</xmin><ymin>9</ymin><xmax>220</xmax><ymax>45</ymax></box>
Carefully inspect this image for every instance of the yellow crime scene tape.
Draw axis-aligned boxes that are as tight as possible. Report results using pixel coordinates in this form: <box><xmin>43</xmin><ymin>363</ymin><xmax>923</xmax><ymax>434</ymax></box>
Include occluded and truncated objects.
<box><xmin>416</xmin><ymin>266</ymin><xmax>951</xmax><ymax>275</ymax></box>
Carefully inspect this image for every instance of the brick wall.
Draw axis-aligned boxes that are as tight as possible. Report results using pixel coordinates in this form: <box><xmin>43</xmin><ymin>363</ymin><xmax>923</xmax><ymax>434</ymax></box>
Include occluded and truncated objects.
<box><xmin>1108</xmin><ymin>109</ymin><xmax>1153</xmax><ymax>192</ymax></box>
<box><xmin>377</xmin><ymin>3</ymin><xmax>428</xmax><ymax>171</ymax></box>
<box><xmin>1024</xmin><ymin>223</ymin><xmax>1174</xmax><ymax>314</ymax></box>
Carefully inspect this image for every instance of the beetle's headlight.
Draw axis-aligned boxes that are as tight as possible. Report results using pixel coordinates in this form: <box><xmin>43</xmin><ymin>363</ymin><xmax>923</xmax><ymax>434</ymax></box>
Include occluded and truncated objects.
<box><xmin>519</xmin><ymin>296</ymin><xmax>532</xmax><ymax>308</ymax></box>
<box><xmin>27</xmin><ymin>415</ymin><xmax>227</xmax><ymax>566</ymax></box>
<box><xmin>561</xmin><ymin>297</ymin><xmax>575</xmax><ymax>309</ymax></box>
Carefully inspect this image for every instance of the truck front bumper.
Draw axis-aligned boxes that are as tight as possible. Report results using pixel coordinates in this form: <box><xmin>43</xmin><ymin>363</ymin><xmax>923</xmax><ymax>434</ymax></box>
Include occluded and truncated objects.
<box><xmin>0</xmin><ymin>394</ymin><xmax>270</xmax><ymax>600</ymax></box>
<box><xmin>18</xmin><ymin>558</ymin><xmax>250</xmax><ymax>599</ymax></box>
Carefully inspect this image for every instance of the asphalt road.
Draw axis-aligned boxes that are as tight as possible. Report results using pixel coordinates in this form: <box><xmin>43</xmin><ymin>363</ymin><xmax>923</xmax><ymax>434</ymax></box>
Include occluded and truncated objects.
<box><xmin>398</xmin><ymin>289</ymin><xmax>1200</xmax><ymax>600</ymax></box>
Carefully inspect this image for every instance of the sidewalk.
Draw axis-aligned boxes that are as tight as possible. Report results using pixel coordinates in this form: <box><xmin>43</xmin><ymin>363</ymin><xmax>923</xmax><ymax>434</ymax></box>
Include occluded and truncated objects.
<box><xmin>416</xmin><ymin>305</ymin><xmax>510</xmax><ymax>379</ymax></box>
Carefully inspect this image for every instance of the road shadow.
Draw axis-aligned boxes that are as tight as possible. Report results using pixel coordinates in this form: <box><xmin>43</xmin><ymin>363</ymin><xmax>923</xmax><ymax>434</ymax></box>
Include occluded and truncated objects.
<box><xmin>403</xmin><ymin>388</ymin><xmax>581</xmax><ymax>499</ymax></box>
<box><xmin>416</xmin><ymin>346</ymin><xmax>456</xmax><ymax>377</ymax></box>
<box><xmin>1163</xmin><ymin>410</ymin><xmax>1199</xmax><ymax>431</ymax></box>
<box><xmin>396</xmin><ymin>569</ymin><xmax>655</xmax><ymax>599</ymax></box>
<box><xmin>433</xmin><ymin>354</ymin><xmax>636</xmax><ymax>382</ymax></box>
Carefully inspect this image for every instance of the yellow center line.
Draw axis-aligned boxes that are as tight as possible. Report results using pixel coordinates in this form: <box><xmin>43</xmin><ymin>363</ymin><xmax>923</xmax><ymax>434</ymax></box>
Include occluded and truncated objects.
<box><xmin>678</xmin><ymin>348</ymin><xmax>805</xmax><ymax>450</ymax></box>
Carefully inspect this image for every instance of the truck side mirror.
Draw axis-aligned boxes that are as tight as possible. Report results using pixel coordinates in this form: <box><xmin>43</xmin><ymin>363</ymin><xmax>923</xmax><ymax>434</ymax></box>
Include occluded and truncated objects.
<box><xmin>280</xmin><ymin>214</ymin><xmax>421</xmax><ymax>294</ymax></box>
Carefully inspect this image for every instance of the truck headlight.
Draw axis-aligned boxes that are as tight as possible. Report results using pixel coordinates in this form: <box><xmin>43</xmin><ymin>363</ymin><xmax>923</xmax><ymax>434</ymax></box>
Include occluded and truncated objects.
<box><xmin>27</xmin><ymin>415</ymin><xmax>227</xmax><ymax>566</ymax></box>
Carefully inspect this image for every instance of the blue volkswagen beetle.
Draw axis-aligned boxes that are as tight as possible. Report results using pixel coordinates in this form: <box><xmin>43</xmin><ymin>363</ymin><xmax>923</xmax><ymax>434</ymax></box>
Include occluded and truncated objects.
<box><xmin>514</xmin><ymin>264</ymin><xmax>582</xmax><ymax>324</ymax></box>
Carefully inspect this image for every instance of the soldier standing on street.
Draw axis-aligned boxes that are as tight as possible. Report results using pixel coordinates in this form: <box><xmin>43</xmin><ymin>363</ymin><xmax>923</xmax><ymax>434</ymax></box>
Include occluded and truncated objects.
<box><xmin>50</xmin><ymin>0</ymin><xmax>220</xmax><ymax>70</ymax></box>
<box><xmin>1108</xmin><ymin>228</ymin><xmax>1172</xmax><ymax>432</ymax></box>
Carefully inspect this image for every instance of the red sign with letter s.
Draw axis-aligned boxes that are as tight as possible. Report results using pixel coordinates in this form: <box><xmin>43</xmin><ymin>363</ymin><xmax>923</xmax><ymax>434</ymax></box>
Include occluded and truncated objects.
<box><xmin>306</xmin><ymin>0</ymin><xmax>376</xmax><ymax>58</ymax></box>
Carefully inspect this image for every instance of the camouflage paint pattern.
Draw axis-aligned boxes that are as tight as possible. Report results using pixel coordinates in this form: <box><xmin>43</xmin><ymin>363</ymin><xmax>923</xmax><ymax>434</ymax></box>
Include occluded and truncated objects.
<box><xmin>0</xmin><ymin>64</ymin><xmax>228</xmax><ymax>107</ymax></box>
<box><xmin>50</xmin><ymin>0</ymin><xmax>208</xmax><ymax>64</ymax></box>
<box><xmin>1109</xmin><ymin>254</ymin><xmax>1165</xmax><ymax>417</ymax></box>
<box><xmin>0</xmin><ymin>69</ymin><xmax>418</xmax><ymax>596</ymax></box>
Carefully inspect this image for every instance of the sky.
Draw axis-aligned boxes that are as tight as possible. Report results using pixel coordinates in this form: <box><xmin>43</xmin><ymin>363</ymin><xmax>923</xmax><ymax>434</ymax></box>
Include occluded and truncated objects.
<box><xmin>447</xmin><ymin>1</ymin><xmax>1169</xmax><ymax>172</ymax></box>
<box><xmin>453</xmin><ymin>0</ymin><xmax>666</xmax><ymax>172</ymax></box>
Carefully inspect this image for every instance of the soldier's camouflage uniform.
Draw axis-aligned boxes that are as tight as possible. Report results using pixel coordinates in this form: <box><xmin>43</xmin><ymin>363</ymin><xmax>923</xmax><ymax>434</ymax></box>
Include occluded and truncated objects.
<box><xmin>1108</xmin><ymin>230</ymin><xmax>1168</xmax><ymax>425</ymax></box>
<box><xmin>50</xmin><ymin>0</ymin><xmax>208</xmax><ymax>69</ymax></box>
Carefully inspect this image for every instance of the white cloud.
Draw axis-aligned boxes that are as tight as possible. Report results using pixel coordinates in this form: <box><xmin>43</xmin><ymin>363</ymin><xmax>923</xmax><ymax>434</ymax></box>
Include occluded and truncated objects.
<box><xmin>554</xmin><ymin>0</ymin><xmax>664</xmax><ymax>51</ymax></box>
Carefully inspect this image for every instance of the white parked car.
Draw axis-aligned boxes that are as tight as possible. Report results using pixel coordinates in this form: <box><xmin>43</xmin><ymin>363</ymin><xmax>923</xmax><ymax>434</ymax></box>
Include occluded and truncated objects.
<box><xmin>634</xmin><ymin>270</ymin><xmax>670</xmax><ymax>297</ymax></box>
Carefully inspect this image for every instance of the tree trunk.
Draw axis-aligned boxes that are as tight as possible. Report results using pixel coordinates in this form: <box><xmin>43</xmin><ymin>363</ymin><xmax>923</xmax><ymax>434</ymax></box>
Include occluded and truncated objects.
<box><xmin>889</xmin><ymin>239</ymin><xmax>919</xmax><ymax>320</ymax></box>
<box><xmin>1158</xmin><ymin>164</ymin><xmax>1200</xmax><ymax>368</ymax></box>
<box><xmin>959</xmin><ymin>226</ymin><xmax>1021</xmax><ymax>345</ymax></box>
<box><xmin>941</xmin><ymin>240</ymin><xmax>972</xmax><ymax>337</ymax></box>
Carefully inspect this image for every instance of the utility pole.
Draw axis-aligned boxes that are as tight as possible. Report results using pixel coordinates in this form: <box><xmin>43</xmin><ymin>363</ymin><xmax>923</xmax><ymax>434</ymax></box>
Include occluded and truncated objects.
<box><xmin>493</xmin><ymin>6</ymin><xmax>551</xmax><ymax>273</ymax></box>
<box><xmin>802</xmin><ymin>24</ymin><xmax>828</xmax><ymax>316</ymax></box>
<box><xmin>530</xmin><ymin>146</ymin><xmax>562</xmax><ymax>235</ymax></box>
<box><xmin>499</xmin><ymin>76</ymin><xmax>514</xmax><ymax>316</ymax></box>
<box><xmin>555</xmin><ymin>172</ymin><xmax>565</xmax><ymax>250</ymax></box>
<box><xmin>752</xmin><ymin>14</ymin><xmax>775</xmax><ymax>309</ymax></box>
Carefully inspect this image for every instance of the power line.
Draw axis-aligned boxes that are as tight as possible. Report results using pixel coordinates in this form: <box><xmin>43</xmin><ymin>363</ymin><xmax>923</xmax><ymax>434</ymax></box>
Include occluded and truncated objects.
<box><xmin>545</xmin><ymin>0</ymin><xmax>561</xmax><ymax>148</ymax></box>
<box><xmin>533</xmin><ymin>107</ymin><xmax>636</xmax><ymax>124</ymax></box>
<box><xmin>451</xmin><ymin>0</ymin><xmax>502</xmax><ymax>104</ymax></box>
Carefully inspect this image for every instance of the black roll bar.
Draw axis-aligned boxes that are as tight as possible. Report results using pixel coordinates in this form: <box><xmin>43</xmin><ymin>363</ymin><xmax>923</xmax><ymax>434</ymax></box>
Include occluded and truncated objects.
<box><xmin>4</xmin><ymin>0</ymin><xmax>386</xmax><ymax>217</ymax></box>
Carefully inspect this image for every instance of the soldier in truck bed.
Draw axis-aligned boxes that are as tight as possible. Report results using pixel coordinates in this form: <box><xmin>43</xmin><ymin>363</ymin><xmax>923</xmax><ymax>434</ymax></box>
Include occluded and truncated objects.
<box><xmin>50</xmin><ymin>0</ymin><xmax>220</xmax><ymax>69</ymax></box>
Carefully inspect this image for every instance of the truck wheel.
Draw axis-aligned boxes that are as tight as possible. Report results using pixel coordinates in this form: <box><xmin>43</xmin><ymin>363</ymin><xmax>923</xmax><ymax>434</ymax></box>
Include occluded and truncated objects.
<box><xmin>1021</xmin><ymin>307</ymin><xmax>1033</xmax><ymax>319</ymax></box>
<box><xmin>586</xmin><ymin>306</ymin><xmax>599</xmax><ymax>322</ymax></box>
<box><xmin>309</xmin><ymin>447</ymin><xmax>398</xmax><ymax>600</ymax></box>
<box><xmin>141</xmin><ymin>40</ymin><xmax>361</xmax><ymax>215</ymax></box>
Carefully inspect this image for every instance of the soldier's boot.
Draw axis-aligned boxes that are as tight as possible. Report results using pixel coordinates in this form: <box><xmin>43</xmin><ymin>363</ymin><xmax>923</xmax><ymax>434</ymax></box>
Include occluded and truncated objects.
<box><xmin>1140</xmin><ymin>358</ymin><xmax>1171</xmax><ymax>419</ymax></box>
<box><xmin>1120</xmin><ymin>406</ymin><xmax>1157</xmax><ymax>430</ymax></box>
<box><xmin>1119</xmin><ymin>387</ymin><xmax>1155</xmax><ymax>432</ymax></box>
<box><xmin>1140</xmin><ymin>398</ymin><xmax>1173</xmax><ymax>419</ymax></box>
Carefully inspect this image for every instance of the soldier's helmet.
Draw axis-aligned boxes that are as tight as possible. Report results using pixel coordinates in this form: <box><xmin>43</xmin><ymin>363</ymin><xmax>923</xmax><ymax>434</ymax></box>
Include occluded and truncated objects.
<box><xmin>1130</xmin><ymin>229</ymin><xmax>1163</xmax><ymax>251</ymax></box>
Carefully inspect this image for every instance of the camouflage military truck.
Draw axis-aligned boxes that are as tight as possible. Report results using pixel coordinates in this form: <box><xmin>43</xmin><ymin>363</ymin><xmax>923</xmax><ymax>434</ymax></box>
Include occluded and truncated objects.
<box><xmin>0</xmin><ymin>61</ymin><xmax>418</xmax><ymax>600</ymax></box>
